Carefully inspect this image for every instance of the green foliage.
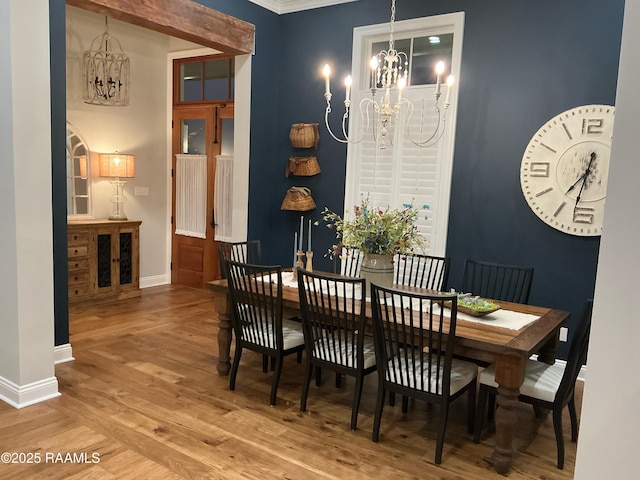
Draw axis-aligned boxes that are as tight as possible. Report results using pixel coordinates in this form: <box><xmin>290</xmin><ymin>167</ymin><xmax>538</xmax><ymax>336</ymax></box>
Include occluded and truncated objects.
<box><xmin>322</xmin><ymin>197</ymin><xmax>427</xmax><ymax>257</ymax></box>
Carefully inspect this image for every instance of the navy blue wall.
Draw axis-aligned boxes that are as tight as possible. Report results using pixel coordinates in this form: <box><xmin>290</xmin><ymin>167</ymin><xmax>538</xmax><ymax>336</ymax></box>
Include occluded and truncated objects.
<box><xmin>50</xmin><ymin>0</ymin><xmax>68</xmax><ymax>346</ymax></box>
<box><xmin>50</xmin><ymin>0</ymin><xmax>625</xmax><ymax>358</ymax></box>
<box><xmin>199</xmin><ymin>0</ymin><xmax>625</xmax><ymax>357</ymax></box>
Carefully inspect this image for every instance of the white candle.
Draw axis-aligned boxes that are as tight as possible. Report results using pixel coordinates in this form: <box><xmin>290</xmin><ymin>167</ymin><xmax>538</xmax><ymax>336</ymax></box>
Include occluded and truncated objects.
<box><xmin>445</xmin><ymin>75</ymin><xmax>454</xmax><ymax>104</ymax></box>
<box><xmin>397</xmin><ymin>76</ymin><xmax>406</xmax><ymax>102</ymax></box>
<box><xmin>294</xmin><ymin>232</ymin><xmax>298</xmax><ymax>265</ymax></box>
<box><xmin>299</xmin><ymin>216</ymin><xmax>304</xmax><ymax>250</ymax></box>
<box><xmin>308</xmin><ymin>219</ymin><xmax>312</xmax><ymax>251</ymax></box>
<box><xmin>345</xmin><ymin>75</ymin><xmax>352</xmax><ymax>103</ymax></box>
<box><xmin>323</xmin><ymin>64</ymin><xmax>331</xmax><ymax>95</ymax></box>
<box><xmin>435</xmin><ymin>61</ymin><xmax>444</xmax><ymax>95</ymax></box>
<box><xmin>370</xmin><ymin>56</ymin><xmax>378</xmax><ymax>88</ymax></box>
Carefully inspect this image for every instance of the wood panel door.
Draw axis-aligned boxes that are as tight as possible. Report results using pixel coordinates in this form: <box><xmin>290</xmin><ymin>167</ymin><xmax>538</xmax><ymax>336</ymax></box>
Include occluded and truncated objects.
<box><xmin>171</xmin><ymin>105</ymin><xmax>232</xmax><ymax>288</ymax></box>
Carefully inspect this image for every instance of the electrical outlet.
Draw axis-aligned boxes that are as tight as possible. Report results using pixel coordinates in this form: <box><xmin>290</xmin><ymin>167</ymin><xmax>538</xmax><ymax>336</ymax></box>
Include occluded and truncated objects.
<box><xmin>559</xmin><ymin>326</ymin><xmax>568</xmax><ymax>342</ymax></box>
<box><xmin>134</xmin><ymin>186</ymin><xmax>149</xmax><ymax>196</ymax></box>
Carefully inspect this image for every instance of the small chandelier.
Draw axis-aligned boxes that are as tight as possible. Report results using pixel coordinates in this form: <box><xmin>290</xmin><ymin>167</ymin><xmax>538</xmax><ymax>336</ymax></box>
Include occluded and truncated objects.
<box><xmin>83</xmin><ymin>17</ymin><xmax>130</xmax><ymax>106</ymax></box>
<box><xmin>322</xmin><ymin>0</ymin><xmax>454</xmax><ymax>149</ymax></box>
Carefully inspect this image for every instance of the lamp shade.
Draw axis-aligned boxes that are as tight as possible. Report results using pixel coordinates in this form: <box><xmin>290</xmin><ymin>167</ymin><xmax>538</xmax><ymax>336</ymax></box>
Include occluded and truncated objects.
<box><xmin>99</xmin><ymin>153</ymin><xmax>135</xmax><ymax>178</ymax></box>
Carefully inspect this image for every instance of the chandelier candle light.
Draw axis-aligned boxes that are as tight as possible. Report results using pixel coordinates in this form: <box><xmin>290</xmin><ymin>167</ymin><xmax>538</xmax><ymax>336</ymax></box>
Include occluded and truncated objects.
<box><xmin>99</xmin><ymin>152</ymin><xmax>135</xmax><ymax>220</ymax></box>
<box><xmin>322</xmin><ymin>0</ymin><xmax>455</xmax><ymax>149</ymax></box>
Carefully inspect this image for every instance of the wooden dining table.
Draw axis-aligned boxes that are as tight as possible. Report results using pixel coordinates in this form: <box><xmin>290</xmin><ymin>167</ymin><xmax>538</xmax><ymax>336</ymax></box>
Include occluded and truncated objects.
<box><xmin>206</xmin><ymin>273</ymin><xmax>569</xmax><ymax>474</ymax></box>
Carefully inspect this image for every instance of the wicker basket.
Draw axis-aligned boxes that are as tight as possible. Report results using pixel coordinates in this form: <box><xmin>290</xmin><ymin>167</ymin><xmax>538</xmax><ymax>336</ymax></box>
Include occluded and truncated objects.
<box><xmin>281</xmin><ymin>187</ymin><xmax>317</xmax><ymax>211</ymax></box>
<box><xmin>285</xmin><ymin>156</ymin><xmax>321</xmax><ymax>177</ymax></box>
<box><xmin>289</xmin><ymin>123</ymin><xmax>319</xmax><ymax>148</ymax></box>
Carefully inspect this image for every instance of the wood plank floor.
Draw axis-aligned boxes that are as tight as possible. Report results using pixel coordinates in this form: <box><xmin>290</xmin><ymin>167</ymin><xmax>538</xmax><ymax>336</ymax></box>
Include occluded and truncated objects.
<box><xmin>0</xmin><ymin>285</ymin><xmax>580</xmax><ymax>479</ymax></box>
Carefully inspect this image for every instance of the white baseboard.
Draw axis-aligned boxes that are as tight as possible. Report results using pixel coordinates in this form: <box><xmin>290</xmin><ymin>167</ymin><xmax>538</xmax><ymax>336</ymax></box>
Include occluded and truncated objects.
<box><xmin>140</xmin><ymin>274</ymin><xmax>170</xmax><ymax>289</ymax></box>
<box><xmin>54</xmin><ymin>343</ymin><xmax>74</xmax><ymax>364</ymax></box>
<box><xmin>0</xmin><ymin>375</ymin><xmax>60</xmax><ymax>408</ymax></box>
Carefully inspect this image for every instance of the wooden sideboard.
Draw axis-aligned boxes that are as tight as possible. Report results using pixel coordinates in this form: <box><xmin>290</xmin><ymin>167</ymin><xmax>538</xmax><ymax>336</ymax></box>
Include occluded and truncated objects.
<box><xmin>68</xmin><ymin>219</ymin><xmax>142</xmax><ymax>305</ymax></box>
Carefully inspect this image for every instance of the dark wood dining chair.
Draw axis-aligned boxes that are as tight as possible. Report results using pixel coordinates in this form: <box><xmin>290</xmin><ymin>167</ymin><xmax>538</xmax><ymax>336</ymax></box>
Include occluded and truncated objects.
<box><xmin>370</xmin><ymin>283</ymin><xmax>478</xmax><ymax>464</ymax></box>
<box><xmin>332</xmin><ymin>245</ymin><xmax>363</xmax><ymax>277</ymax></box>
<box><xmin>474</xmin><ymin>299</ymin><xmax>593</xmax><ymax>469</ymax></box>
<box><xmin>394</xmin><ymin>253</ymin><xmax>450</xmax><ymax>290</ymax></box>
<box><xmin>297</xmin><ymin>268</ymin><xmax>377</xmax><ymax>430</ymax></box>
<box><xmin>222</xmin><ymin>259</ymin><xmax>305</xmax><ymax>406</ymax></box>
<box><xmin>461</xmin><ymin>258</ymin><xmax>534</xmax><ymax>304</ymax></box>
<box><xmin>218</xmin><ymin>240</ymin><xmax>262</xmax><ymax>279</ymax></box>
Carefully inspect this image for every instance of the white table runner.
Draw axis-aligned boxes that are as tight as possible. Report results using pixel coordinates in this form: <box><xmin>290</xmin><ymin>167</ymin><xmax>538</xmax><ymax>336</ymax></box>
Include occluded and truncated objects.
<box><xmin>278</xmin><ymin>272</ymin><xmax>540</xmax><ymax>331</ymax></box>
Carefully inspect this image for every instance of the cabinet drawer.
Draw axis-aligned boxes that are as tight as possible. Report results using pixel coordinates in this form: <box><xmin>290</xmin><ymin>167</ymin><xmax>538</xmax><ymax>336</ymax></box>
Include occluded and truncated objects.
<box><xmin>68</xmin><ymin>245</ymin><xmax>88</xmax><ymax>258</ymax></box>
<box><xmin>67</xmin><ymin>230</ymin><xmax>89</xmax><ymax>245</ymax></box>
<box><xmin>68</xmin><ymin>258</ymin><xmax>89</xmax><ymax>271</ymax></box>
<box><xmin>68</xmin><ymin>270</ymin><xmax>89</xmax><ymax>286</ymax></box>
<box><xmin>68</xmin><ymin>284</ymin><xmax>89</xmax><ymax>298</ymax></box>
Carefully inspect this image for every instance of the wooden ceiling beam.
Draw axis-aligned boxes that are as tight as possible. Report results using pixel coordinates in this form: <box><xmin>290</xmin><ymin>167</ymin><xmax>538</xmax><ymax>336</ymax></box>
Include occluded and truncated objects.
<box><xmin>66</xmin><ymin>0</ymin><xmax>255</xmax><ymax>55</ymax></box>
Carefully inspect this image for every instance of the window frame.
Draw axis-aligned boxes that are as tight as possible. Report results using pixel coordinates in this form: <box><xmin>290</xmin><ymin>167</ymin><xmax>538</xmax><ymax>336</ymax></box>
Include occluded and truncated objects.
<box><xmin>66</xmin><ymin>122</ymin><xmax>93</xmax><ymax>219</ymax></box>
<box><xmin>173</xmin><ymin>54</ymin><xmax>235</xmax><ymax>105</ymax></box>
<box><xmin>344</xmin><ymin>12</ymin><xmax>464</xmax><ymax>256</ymax></box>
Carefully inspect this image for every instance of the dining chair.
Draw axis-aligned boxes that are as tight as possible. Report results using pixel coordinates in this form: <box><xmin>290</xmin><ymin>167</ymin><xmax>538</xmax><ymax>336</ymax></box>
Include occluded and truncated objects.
<box><xmin>370</xmin><ymin>283</ymin><xmax>478</xmax><ymax>464</ymax></box>
<box><xmin>297</xmin><ymin>268</ymin><xmax>377</xmax><ymax>430</ymax></box>
<box><xmin>474</xmin><ymin>299</ymin><xmax>593</xmax><ymax>469</ymax></box>
<box><xmin>461</xmin><ymin>259</ymin><xmax>534</xmax><ymax>304</ymax></box>
<box><xmin>222</xmin><ymin>259</ymin><xmax>305</xmax><ymax>406</ymax></box>
<box><xmin>218</xmin><ymin>240</ymin><xmax>262</xmax><ymax>279</ymax></box>
<box><xmin>332</xmin><ymin>245</ymin><xmax>363</xmax><ymax>277</ymax></box>
<box><xmin>394</xmin><ymin>253</ymin><xmax>450</xmax><ymax>290</ymax></box>
<box><xmin>219</xmin><ymin>240</ymin><xmax>273</xmax><ymax>373</ymax></box>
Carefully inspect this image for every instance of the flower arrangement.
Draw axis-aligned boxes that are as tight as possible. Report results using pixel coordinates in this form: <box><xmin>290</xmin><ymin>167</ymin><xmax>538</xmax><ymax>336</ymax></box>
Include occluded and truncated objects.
<box><xmin>322</xmin><ymin>197</ymin><xmax>428</xmax><ymax>257</ymax></box>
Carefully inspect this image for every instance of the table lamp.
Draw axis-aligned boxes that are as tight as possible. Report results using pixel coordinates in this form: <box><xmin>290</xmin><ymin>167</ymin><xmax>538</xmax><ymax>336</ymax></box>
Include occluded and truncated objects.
<box><xmin>99</xmin><ymin>152</ymin><xmax>135</xmax><ymax>220</ymax></box>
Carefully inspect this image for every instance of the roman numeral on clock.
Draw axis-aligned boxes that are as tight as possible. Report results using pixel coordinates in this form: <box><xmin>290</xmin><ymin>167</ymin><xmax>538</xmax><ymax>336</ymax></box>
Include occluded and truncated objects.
<box><xmin>573</xmin><ymin>206</ymin><xmax>595</xmax><ymax>224</ymax></box>
<box><xmin>529</xmin><ymin>162</ymin><xmax>550</xmax><ymax>177</ymax></box>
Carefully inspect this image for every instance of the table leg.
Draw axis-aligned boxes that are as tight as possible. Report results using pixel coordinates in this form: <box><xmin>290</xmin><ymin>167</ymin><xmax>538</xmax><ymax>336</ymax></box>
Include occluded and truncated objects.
<box><xmin>537</xmin><ymin>329</ymin><xmax>560</xmax><ymax>365</ymax></box>
<box><xmin>490</xmin><ymin>352</ymin><xmax>526</xmax><ymax>474</ymax></box>
<box><xmin>213</xmin><ymin>291</ymin><xmax>232</xmax><ymax>376</ymax></box>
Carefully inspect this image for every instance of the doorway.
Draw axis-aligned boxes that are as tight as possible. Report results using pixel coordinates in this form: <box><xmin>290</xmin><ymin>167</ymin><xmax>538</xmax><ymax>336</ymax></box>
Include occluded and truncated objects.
<box><xmin>171</xmin><ymin>103</ymin><xmax>234</xmax><ymax>287</ymax></box>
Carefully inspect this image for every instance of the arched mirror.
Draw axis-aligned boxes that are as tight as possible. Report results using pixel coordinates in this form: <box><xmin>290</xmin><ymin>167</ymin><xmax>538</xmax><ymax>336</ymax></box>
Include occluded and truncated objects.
<box><xmin>66</xmin><ymin>123</ymin><xmax>92</xmax><ymax>217</ymax></box>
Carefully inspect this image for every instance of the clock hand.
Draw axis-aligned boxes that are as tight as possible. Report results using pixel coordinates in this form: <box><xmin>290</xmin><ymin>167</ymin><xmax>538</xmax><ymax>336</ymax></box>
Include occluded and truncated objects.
<box><xmin>574</xmin><ymin>152</ymin><xmax>597</xmax><ymax>206</ymax></box>
<box><xmin>566</xmin><ymin>152</ymin><xmax>597</xmax><ymax>195</ymax></box>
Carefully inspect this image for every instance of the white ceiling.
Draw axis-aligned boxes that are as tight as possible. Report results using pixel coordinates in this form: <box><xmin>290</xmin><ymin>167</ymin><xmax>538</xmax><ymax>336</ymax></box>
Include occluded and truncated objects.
<box><xmin>247</xmin><ymin>0</ymin><xmax>358</xmax><ymax>15</ymax></box>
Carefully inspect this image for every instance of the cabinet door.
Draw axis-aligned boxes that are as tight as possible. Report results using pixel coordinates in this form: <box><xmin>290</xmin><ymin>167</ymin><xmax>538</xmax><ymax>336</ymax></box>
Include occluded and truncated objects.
<box><xmin>117</xmin><ymin>226</ymin><xmax>139</xmax><ymax>291</ymax></box>
<box><xmin>93</xmin><ymin>230</ymin><xmax>116</xmax><ymax>295</ymax></box>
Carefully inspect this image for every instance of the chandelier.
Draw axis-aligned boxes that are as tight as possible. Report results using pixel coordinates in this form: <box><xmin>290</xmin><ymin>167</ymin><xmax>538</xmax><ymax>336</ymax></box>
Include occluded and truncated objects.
<box><xmin>83</xmin><ymin>17</ymin><xmax>130</xmax><ymax>106</ymax></box>
<box><xmin>322</xmin><ymin>0</ymin><xmax>454</xmax><ymax>149</ymax></box>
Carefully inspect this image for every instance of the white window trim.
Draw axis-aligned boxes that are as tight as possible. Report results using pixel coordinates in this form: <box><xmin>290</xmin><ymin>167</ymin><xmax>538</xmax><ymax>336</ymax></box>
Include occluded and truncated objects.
<box><xmin>344</xmin><ymin>12</ymin><xmax>464</xmax><ymax>256</ymax></box>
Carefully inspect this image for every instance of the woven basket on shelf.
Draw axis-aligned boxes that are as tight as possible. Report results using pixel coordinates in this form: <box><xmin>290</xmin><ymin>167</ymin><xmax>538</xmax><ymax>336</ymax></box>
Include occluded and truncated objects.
<box><xmin>285</xmin><ymin>156</ymin><xmax>321</xmax><ymax>177</ymax></box>
<box><xmin>281</xmin><ymin>187</ymin><xmax>317</xmax><ymax>211</ymax></box>
<box><xmin>289</xmin><ymin>123</ymin><xmax>319</xmax><ymax>148</ymax></box>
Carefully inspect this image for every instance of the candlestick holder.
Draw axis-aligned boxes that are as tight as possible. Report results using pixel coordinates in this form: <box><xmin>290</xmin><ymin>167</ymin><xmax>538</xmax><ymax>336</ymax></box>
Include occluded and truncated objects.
<box><xmin>305</xmin><ymin>250</ymin><xmax>313</xmax><ymax>272</ymax></box>
<box><xmin>292</xmin><ymin>250</ymin><xmax>305</xmax><ymax>281</ymax></box>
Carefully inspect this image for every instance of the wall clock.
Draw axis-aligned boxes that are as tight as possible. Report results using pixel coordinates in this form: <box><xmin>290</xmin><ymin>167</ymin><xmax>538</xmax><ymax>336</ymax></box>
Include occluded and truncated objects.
<box><xmin>520</xmin><ymin>104</ymin><xmax>614</xmax><ymax>236</ymax></box>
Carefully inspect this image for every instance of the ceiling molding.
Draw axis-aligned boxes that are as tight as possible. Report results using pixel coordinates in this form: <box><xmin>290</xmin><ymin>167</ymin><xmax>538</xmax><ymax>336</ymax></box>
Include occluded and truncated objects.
<box><xmin>247</xmin><ymin>0</ymin><xmax>358</xmax><ymax>15</ymax></box>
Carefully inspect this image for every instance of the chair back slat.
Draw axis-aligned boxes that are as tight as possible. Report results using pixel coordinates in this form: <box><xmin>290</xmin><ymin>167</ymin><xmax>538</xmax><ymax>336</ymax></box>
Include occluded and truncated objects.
<box><xmin>298</xmin><ymin>269</ymin><xmax>366</xmax><ymax>369</ymax></box>
<box><xmin>394</xmin><ymin>253</ymin><xmax>450</xmax><ymax>290</ymax></box>
<box><xmin>219</xmin><ymin>240</ymin><xmax>262</xmax><ymax>279</ymax></box>
<box><xmin>333</xmin><ymin>246</ymin><xmax>364</xmax><ymax>277</ymax></box>
<box><xmin>556</xmin><ymin>299</ymin><xmax>593</xmax><ymax>403</ymax></box>
<box><xmin>462</xmin><ymin>259</ymin><xmax>534</xmax><ymax>304</ymax></box>
<box><xmin>371</xmin><ymin>284</ymin><xmax>458</xmax><ymax>396</ymax></box>
<box><xmin>225</xmin><ymin>259</ymin><xmax>284</xmax><ymax>352</ymax></box>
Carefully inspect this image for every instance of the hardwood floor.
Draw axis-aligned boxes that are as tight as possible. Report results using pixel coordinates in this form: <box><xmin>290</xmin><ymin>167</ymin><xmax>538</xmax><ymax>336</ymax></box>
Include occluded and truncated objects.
<box><xmin>0</xmin><ymin>285</ymin><xmax>580</xmax><ymax>479</ymax></box>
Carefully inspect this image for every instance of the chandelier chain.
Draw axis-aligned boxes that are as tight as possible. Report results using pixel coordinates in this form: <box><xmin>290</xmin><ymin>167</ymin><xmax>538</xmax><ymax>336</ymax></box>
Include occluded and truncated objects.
<box><xmin>389</xmin><ymin>0</ymin><xmax>396</xmax><ymax>51</ymax></box>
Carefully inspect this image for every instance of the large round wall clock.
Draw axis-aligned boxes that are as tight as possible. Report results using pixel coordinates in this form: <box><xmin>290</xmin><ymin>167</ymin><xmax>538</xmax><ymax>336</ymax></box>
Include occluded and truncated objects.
<box><xmin>520</xmin><ymin>104</ymin><xmax>614</xmax><ymax>236</ymax></box>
